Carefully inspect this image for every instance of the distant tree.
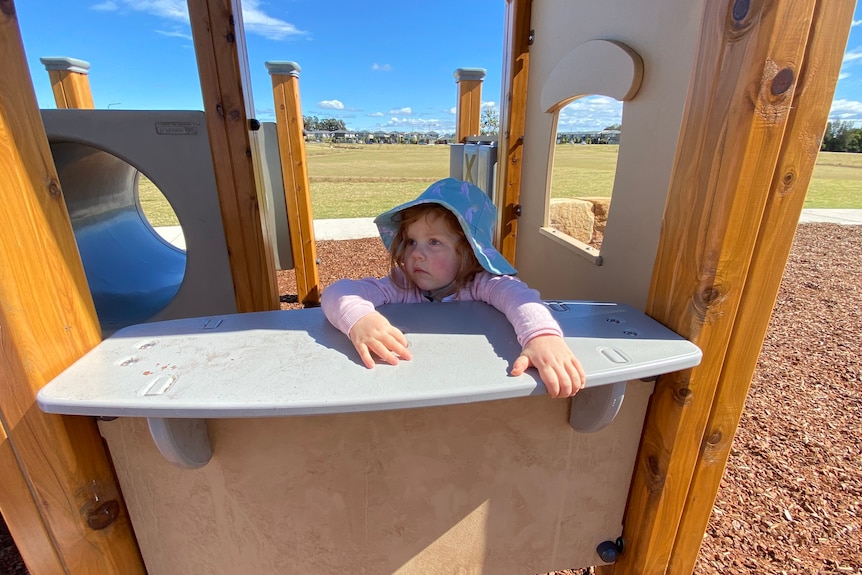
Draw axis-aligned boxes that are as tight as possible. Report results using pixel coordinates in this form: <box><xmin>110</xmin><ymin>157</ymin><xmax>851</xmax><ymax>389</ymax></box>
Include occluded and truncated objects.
<box><xmin>302</xmin><ymin>116</ymin><xmax>346</xmax><ymax>132</ymax></box>
<box><xmin>480</xmin><ymin>108</ymin><xmax>499</xmax><ymax>135</ymax></box>
<box><xmin>821</xmin><ymin>120</ymin><xmax>862</xmax><ymax>153</ymax></box>
<box><xmin>303</xmin><ymin>115</ymin><xmax>320</xmax><ymax>131</ymax></box>
<box><xmin>319</xmin><ymin>118</ymin><xmax>346</xmax><ymax>132</ymax></box>
<box><xmin>604</xmin><ymin>123</ymin><xmax>622</xmax><ymax>130</ymax></box>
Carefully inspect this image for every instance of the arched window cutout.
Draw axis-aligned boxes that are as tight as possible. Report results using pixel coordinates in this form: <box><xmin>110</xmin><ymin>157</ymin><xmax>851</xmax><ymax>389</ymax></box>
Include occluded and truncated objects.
<box><xmin>546</xmin><ymin>97</ymin><xmax>622</xmax><ymax>263</ymax></box>
<box><xmin>538</xmin><ymin>40</ymin><xmax>643</xmax><ymax>265</ymax></box>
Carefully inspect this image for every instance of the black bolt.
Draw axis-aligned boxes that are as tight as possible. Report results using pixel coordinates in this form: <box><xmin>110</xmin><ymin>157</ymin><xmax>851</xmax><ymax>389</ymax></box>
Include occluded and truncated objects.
<box><xmin>772</xmin><ymin>68</ymin><xmax>795</xmax><ymax>96</ymax></box>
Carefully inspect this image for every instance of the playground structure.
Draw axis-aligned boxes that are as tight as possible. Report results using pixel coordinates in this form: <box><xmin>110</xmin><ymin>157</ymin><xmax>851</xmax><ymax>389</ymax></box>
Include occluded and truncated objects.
<box><xmin>0</xmin><ymin>1</ymin><xmax>856</xmax><ymax>574</ymax></box>
<box><xmin>41</xmin><ymin>107</ymin><xmax>238</xmax><ymax>334</ymax></box>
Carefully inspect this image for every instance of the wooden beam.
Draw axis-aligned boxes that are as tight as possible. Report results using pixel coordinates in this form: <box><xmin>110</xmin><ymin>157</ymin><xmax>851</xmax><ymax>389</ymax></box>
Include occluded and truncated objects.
<box><xmin>0</xmin><ymin>9</ymin><xmax>144</xmax><ymax>574</ymax></box>
<box><xmin>454</xmin><ymin>68</ymin><xmax>485</xmax><ymax>143</ymax></box>
<box><xmin>613</xmin><ymin>1</ymin><xmax>825</xmax><ymax>573</ymax></box>
<box><xmin>188</xmin><ymin>0</ymin><xmax>279</xmax><ymax>313</ymax></box>
<box><xmin>497</xmin><ymin>0</ymin><xmax>532</xmax><ymax>266</ymax></box>
<box><xmin>0</xmin><ymin>421</ymin><xmax>65</xmax><ymax>574</ymax></box>
<box><xmin>668</xmin><ymin>1</ymin><xmax>857</xmax><ymax>572</ymax></box>
<box><xmin>40</xmin><ymin>57</ymin><xmax>95</xmax><ymax>109</ymax></box>
<box><xmin>266</xmin><ymin>61</ymin><xmax>321</xmax><ymax>306</ymax></box>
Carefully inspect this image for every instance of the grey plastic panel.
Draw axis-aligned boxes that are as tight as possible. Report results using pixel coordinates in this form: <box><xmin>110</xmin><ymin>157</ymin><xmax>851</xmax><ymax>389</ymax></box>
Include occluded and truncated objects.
<box><xmin>258</xmin><ymin>122</ymin><xmax>294</xmax><ymax>271</ymax></box>
<box><xmin>38</xmin><ymin>301</ymin><xmax>700</xmax><ymax>419</ymax></box>
<box><xmin>41</xmin><ymin>109</ymin><xmax>238</xmax><ymax>334</ymax></box>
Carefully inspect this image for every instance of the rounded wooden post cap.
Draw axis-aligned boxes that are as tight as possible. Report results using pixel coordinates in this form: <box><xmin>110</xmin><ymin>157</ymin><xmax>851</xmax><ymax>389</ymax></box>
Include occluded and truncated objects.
<box><xmin>454</xmin><ymin>68</ymin><xmax>486</xmax><ymax>83</ymax></box>
<box><xmin>40</xmin><ymin>57</ymin><xmax>91</xmax><ymax>74</ymax></box>
<box><xmin>265</xmin><ymin>61</ymin><xmax>301</xmax><ymax>77</ymax></box>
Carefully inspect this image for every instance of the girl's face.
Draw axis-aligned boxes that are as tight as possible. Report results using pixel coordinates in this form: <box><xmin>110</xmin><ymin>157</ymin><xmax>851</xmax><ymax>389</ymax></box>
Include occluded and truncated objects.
<box><xmin>403</xmin><ymin>213</ymin><xmax>463</xmax><ymax>292</ymax></box>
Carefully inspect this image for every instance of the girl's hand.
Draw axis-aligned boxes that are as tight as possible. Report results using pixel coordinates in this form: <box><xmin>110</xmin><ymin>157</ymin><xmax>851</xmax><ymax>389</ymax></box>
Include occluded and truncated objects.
<box><xmin>348</xmin><ymin>311</ymin><xmax>412</xmax><ymax>368</ymax></box>
<box><xmin>511</xmin><ymin>335</ymin><xmax>586</xmax><ymax>398</ymax></box>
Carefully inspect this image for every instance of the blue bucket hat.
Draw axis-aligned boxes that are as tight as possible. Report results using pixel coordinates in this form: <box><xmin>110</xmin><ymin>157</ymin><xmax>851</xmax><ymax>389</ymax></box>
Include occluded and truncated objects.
<box><xmin>374</xmin><ymin>178</ymin><xmax>517</xmax><ymax>276</ymax></box>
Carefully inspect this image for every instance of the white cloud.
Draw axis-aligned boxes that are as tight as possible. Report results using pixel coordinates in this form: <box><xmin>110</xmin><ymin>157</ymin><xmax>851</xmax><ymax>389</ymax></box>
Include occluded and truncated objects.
<box><xmin>844</xmin><ymin>49</ymin><xmax>862</xmax><ymax>64</ymax></box>
<box><xmin>90</xmin><ymin>1</ymin><xmax>118</xmax><ymax>11</ymax></box>
<box><xmin>155</xmin><ymin>28</ymin><xmax>192</xmax><ymax>40</ymax></box>
<box><xmin>372</xmin><ymin>63</ymin><xmax>392</xmax><ymax>72</ymax></box>
<box><xmin>368</xmin><ymin>112</ymin><xmax>384</xmax><ymax>117</ymax></box>
<box><xmin>92</xmin><ymin>0</ymin><xmax>306</xmax><ymax>41</ymax></box>
<box><xmin>382</xmin><ymin>117</ymin><xmax>449</xmax><ymax>130</ymax></box>
<box><xmin>830</xmin><ymin>98</ymin><xmax>862</xmax><ymax>119</ymax></box>
<box><xmin>839</xmin><ymin>72</ymin><xmax>851</xmax><ymax>81</ymax></box>
<box><xmin>242</xmin><ymin>0</ymin><xmax>306</xmax><ymax>41</ymax></box>
<box><xmin>388</xmin><ymin>107</ymin><xmax>412</xmax><ymax>115</ymax></box>
<box><xmin>481</xmin><ymin>101</ymin><xmax>496</xmax><ymax>109</ymax></box>
<box><xmin>124</xmin><ymin>0</ymin><xmax>188</xmax><ymax>21</ymax></box>
<box><xmin>852</xmin><ymin>19</ymin><xmax>862</xmax><ymax>27</ymax></box>
<box><xmin>556</xmin><ymin>95</ymin><xmax>623</xmax><ymax>131</ymax></box>
<box><xmin>319</xmin><ymin>100</ymin><xmax>345</xmax><ymax>110</ymax></box>
<box><xmin>448</xmin><ymin>106</ymin><xmax>457</xmax><ymax>115</ymax></box>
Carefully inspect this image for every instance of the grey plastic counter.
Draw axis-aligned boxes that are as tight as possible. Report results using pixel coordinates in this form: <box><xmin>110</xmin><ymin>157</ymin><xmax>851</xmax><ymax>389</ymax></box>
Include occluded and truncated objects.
<box><xmin>38</xmin><ymin>301</ymin><xmax>701</xmax><ymax>468</ymax></box>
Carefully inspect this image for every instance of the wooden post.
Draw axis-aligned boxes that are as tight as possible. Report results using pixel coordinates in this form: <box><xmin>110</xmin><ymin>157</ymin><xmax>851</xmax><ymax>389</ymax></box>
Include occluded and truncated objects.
<box><xmin>0</xmin><ymin>10</ymin><xmax>144</xmax><ymax>574</ymax></box>
<box><xmin>668</xmin><ymin>1</ymin><xmax>857</xmax><ymax>573</ymax></box>
<box><xmin>187</xmin><ymin>0</ymin><xmax>279</xmax><ymax>313</ymax></box>
<box><xmin>454</xmin><ymin>68</ymin><xmax>485</xmax><ymax>143</ymax></box>
<box><xmin>612</xmin><ymin>1</ymin><xmax>851</xmax><ymax>573</ymax></box>
<box><xmin>266</xmin><ymin>61</ymin><xmax>321</xmax><ymax>306</ymax></box>
<box><xmin>40</xmin><ymin>56</ymin><xmax>95</xmax><ymax>109</ymax></box>
<box><xmin>496</xmin><ymin>0</ymin><xmax>532</xmax><ymax>266</ymax></box>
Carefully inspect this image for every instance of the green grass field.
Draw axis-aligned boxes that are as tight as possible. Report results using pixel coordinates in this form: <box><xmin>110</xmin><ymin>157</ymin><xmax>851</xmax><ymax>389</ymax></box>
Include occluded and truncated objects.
<box><xmin>138</xmin><ymin>144</ymin><xmax>862</xmax><ymax>227</ymax></box>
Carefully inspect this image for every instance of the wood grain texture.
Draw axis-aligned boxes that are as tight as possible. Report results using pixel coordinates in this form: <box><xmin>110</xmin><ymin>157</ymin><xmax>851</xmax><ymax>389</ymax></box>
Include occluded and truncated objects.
<box><xmin>497</xmin><ymin>0</ymin><xmax>532</xmax><ymax>265</ymax></box>
<box><xmin>0</xmin><ymin>7</ymin><xmax>144</xmax><ymax>574</ymax></box>
<box><xmin>0</xmin><ymin>421</ymin><xmax>65</xmax><ymax>574</ymax></box>
<box><xmin>270</xmin><ymin>72</ymin><xmax>321</xmax><ymax>304</ymax></box>
<box><xmin>456</xmin><ymin>79</ymin><xmax>483</xmax><ymax>143</ymax></box>
<box><xmin>668</xmin><ymin>1</ymin><xmax>857</xmax><ymax>572</ymax></box>
<box><xmin>615</xmin><ymin>1</ymin><xmax>826</xmax><ymax>573</ymax></box>
<box><xmin>188</xmin><ymin>0</ymin><xmax>278</xmax><ymax>313</ymax></box>
<box><xmin>46</xmin><ymin>69</ymin><xmax>95</xmax><ymax>109</ymax></box>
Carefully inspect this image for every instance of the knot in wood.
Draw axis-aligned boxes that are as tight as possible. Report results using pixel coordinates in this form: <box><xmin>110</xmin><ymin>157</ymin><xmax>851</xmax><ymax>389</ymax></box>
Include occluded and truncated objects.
<box><xmin>693</xmin><ymin>282</ymin><xmax>726</xmax><ymax>323</ymax></box>
<box><xmin>646</xmin><ymin>454</ymin><xmax>666</xmax><ymax>494</ymax></box>
<box><xmin>86</xmin><ymin>499</ymin><xmax>120</xmax><ymax>530</ymax></box>
<box><xmin>779</xmin><ymin>169</ymin><xmax>797</xmax><ymax>196</ymax></box>
<box><xmin>673</xmin><ymin>384</ymin><xmax>693</xmax><ymax>407</ymax></box>
<box><xmin>47</xmin><ymin>179</ymin><xmax>62</xmax><ymax>199</ymax></box>
<box><xmin>706</xmin><ymin>430</ymin><xmax>723</xmax><ymax>446</ymax></box>
<box><xmin>757</xmin><ymin>61</ymin><xmax>793</xmax><ymax>125</ymax></box>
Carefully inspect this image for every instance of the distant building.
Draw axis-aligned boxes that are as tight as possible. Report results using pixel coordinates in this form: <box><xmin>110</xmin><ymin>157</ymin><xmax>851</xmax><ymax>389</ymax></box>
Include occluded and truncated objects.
<box><xmin>557</xmin><ymin>129</ymin><xmax>621</xmax><ymax>144</ymax></box>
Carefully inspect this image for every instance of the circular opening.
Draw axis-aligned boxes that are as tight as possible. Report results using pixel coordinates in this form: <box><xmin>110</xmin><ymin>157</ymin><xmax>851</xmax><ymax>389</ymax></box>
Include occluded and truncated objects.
<box><xmin>137</xmin><ymin>173</ymin><xmax>186</xmax><ymax>250</ymax></box>
<box><xmin>50</xmin><ymin>142</ymin><xmax>187</xmax><ymax>333</ymax></box>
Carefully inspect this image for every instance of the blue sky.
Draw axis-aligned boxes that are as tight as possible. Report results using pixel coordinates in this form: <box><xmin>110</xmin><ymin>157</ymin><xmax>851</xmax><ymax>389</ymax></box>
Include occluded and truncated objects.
<box><xmin>16</xmin><ymin>1</ymin><xmax>862</xmax><ymax>134</ymax></box>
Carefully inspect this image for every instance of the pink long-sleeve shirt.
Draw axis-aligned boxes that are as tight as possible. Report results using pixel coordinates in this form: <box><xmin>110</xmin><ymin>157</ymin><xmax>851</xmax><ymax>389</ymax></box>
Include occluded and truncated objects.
<box><xmin>321</xmin><ymin>271</ymin><xmax>563</xmax><ymax>347</ymax></box>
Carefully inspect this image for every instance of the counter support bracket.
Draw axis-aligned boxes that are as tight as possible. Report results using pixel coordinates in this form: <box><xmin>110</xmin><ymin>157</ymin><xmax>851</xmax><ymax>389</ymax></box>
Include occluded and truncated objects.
<box><xmin>147</xmin><ymin>417</ymin><xmax>212</xmax><ymax>469</ymax></box>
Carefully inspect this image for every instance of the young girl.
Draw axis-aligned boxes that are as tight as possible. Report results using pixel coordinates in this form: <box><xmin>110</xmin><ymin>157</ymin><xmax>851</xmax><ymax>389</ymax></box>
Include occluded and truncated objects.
<box><xmin>321</xmin><ymin>178</ymin><xmax>585</xmax><ymax>398</ymax></box>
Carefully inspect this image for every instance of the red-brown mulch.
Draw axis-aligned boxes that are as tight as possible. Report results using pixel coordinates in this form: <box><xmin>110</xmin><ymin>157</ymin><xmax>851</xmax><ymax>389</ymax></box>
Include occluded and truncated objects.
<box><xmin>2</xmin><ymin>223</ymin><xmax>859</xmax><ymax>574</ymax></box>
